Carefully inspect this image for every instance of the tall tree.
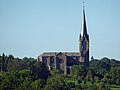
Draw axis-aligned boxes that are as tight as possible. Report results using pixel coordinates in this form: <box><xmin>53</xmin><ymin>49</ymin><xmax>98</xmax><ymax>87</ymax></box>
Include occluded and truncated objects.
<box><xmin>70</xmin><ymin>65</ymin><xmax>87</xmax><ymax>81</ymax></box>
<box><xmin>1</xmin><ymin>53</ymin><xmax>5</xmax><ymax>71</ymax></box>
<box><xmin>30</xmin><ymin>62</ymin><xmax>50</xmax><ymax>80</ymax></box>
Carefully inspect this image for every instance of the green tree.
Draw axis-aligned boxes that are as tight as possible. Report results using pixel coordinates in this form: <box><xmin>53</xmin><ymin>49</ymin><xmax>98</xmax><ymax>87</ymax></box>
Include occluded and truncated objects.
<box><xmin>31</xmin><ymin>79</ymin><xmax>45</xmax><ymax>90</ymax></box>
<box><xmin>1</xmin><ymin>53</ymin><xmax>5</xmax><ymax>71</ymax></box>
<box><xmin>91</xmin><ymin>56</ymin><xmax>94</xmax><ymax>61</ymax></box>
<box><xmin>116</xmin><ymin>78</ymin><xmax>120</xmax><ymax>85</ymax></box>
<box><xmin>0</xmin><ymin>71</ymin><xmax>20</xmax><ymax>90</ymax></box>
<box><xmin>45</xmin><ymin>69</ymin><xmax>68</xmax><ymax>90</ymax></box>
<box><xmin>17</xmin><ymin>77</ymin><xmax>32</xmax><ymax>90</ymax></box>
<box><xmin>94</xmin><ymin>76</ymin><xmax>100</xmax><ymax>83</ymax></box>
<box><xmin>86</xmin><ymin>69</ymin><xmax>95</xmax><ymax>83</ymax></box>
<box><xmin>7</xmin><ymin>58</ymin><xmax>27</xmax><ymax>71</ymax></box>
<box><xmin>97</xmin><ymin>82</ymin><xmax>106</xmax><ymax>90</ymax></box>
<box><xmin>0</xmin><ymin>55</ymin><xmax>2</xmax><ymax>71</ymax></box>
<box><xmin>30</xmin><ymin>62</ymin><xmax>50</xmax><ymax>80</ymax></box>
<box><xmin>70</xmin><ymin>65</ymin><xmax>87</xmax><ymax>81</ymax></box>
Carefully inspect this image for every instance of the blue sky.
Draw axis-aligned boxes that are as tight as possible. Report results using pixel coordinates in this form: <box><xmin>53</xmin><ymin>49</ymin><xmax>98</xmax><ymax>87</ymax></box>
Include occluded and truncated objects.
<box><xmin>0</xmin><ymin>0</ymin><xmax>120</xmax><ymax>60</ymax></box>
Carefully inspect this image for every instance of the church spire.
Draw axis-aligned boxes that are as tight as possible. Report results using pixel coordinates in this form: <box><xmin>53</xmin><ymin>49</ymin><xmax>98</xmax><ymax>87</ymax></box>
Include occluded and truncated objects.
<box><xmin>81</xmin><ymin>2</ymin><xmax>88</xmax><ymax>37</ymax></box>
<box><xmin>79</xmin><ymin>1</ymin><xmax>89</xmax><ymax>67</ymax></box>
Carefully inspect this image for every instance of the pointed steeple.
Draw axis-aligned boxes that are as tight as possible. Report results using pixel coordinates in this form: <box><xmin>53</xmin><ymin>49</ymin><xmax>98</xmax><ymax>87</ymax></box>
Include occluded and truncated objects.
<box><xmin>81</xmin><ymin>5</ymin><xmax>88</xmax><ymax>37</ymax></box>
<box><xmin>79</xmin><ymin>2</ymin><xmax>89</xmax><ymax>68</ymax></box>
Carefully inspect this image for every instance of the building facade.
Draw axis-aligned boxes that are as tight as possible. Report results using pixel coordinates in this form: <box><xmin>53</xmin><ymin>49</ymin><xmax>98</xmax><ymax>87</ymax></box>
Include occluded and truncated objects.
<box><xmin>37</xmin><ymin>8</ymin><xmax>89</xmax><ymax>75</ymax></box>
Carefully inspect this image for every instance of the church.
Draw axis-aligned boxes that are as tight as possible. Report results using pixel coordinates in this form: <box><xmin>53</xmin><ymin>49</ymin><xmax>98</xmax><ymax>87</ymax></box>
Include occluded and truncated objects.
<box><xmin>37</xmin><ymin>7</ymin><xmax>89</xmax><ymax>75</ymax></box>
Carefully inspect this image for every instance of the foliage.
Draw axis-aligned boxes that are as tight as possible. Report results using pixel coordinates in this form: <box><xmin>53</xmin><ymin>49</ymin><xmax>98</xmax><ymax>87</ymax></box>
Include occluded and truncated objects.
<box><xmin>70</xmin><ymin>65</ymin><xmax>87</xmax><ymax>81</ymax></box>
<box><xmin>30</xmin><ymin>62</ymin><xmax>50</xmax><ymax>80</ymax></box>
<box><xmin>45</xmin><ymin>69</ymin><xmax>68</xmax><ymax>90</ymax></box>
<box><xmin>0</xmin><ymin>54</ymin><xmax>120</xmax><ymax>90</ymax></box>
<box><xmin>31</xmin><ymin>79</ymin><xmax>45</xmax><ymax>90</ymax></box>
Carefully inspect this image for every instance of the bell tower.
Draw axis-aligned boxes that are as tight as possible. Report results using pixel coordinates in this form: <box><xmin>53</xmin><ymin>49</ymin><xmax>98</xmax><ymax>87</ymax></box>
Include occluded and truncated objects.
<box><xmin>79</xmin><ymin>4</ymin><xmax>89</xmax><ymax>67</ymax></box>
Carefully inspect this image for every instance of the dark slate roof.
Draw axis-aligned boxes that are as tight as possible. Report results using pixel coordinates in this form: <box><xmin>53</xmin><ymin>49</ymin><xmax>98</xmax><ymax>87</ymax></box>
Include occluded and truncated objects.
<box><xmin>39</xmin><ymin>52</ymin><xmax>80</xmax><ymax>57</ymax></box>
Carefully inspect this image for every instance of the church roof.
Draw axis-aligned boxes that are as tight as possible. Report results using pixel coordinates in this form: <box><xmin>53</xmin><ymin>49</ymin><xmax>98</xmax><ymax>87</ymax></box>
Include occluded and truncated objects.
<box><xmin>81</xmin><ymin>7</ymin><xmax>88</xmax><ymax>37</ymax></box>
<box><xmin>39</xmin><ymin>52</ymin><xmax>80</xmax><ymax>57</ymax></box>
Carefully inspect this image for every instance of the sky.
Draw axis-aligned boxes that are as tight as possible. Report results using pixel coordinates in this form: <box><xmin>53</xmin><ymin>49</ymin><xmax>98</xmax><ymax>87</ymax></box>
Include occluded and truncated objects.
<box><xmin>0</xmin><ymin>0</ymin><xmax>120</xmax><ymax>60</ymax></box>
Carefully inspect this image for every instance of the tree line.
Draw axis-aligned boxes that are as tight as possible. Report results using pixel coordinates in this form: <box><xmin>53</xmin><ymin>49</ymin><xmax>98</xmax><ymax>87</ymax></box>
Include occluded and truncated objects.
<box><xmin>0</xmin><ymin>53</ymin><xmax>120</xmax><ymax>90</ymax></box>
